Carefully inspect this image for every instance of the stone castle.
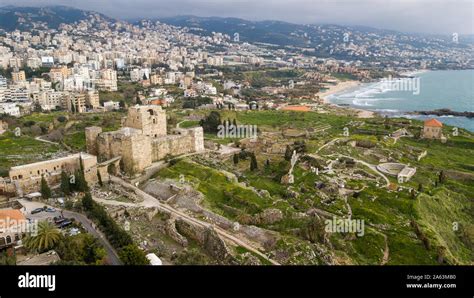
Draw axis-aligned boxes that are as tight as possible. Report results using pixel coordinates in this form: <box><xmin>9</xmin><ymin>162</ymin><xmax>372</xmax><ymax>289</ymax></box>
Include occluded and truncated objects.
<box><xmin>0</xmin><ymin>105</ymin><xmax>204</xmax><ymax>196</ymax></box>
<box><xmin>85</xmin><ymin>105</ymin><xmax>204</xmax><ymax>175</ymax></box>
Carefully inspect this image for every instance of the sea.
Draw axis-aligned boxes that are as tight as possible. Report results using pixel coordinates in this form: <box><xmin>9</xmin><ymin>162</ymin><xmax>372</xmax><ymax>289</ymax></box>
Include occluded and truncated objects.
<box><xmin>327</xmin><ymin>69</ymin><xmax>474</xmax><ymax>132</ymax></box>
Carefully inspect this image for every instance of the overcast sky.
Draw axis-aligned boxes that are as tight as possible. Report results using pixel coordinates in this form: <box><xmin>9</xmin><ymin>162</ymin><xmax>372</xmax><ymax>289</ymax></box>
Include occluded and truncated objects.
<box><xmin>1</xmin><ymin>0</ymin><xmax>473</xmax><ymax>34</ymax></box>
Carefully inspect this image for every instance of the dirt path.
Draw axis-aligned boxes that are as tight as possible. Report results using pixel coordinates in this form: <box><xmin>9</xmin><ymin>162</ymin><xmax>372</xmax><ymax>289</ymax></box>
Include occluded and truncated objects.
<box><xmin>316</xmin><ymin>137</ymin><xmax>341</xmax><ymax>153</ymax></box>
<box><xmin>35</xmin><ymin>136</ymin><xmax>60</xmax><ymax>145</ymax></box>
<box><xmin>381</xmin><ymin>233</ymin><xmax>390</xmax><ymax>265</ymax></box>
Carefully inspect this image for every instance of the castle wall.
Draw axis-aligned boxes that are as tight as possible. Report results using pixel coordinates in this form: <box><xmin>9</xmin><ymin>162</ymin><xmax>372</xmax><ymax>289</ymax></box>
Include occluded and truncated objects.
<box><xmin>151</xmin><ymin>134</ymin><xmax>194</xmax><ymax>161</ymax></box>
<box><xmin>123</xmin><ymin>134</ymin><xmax>152</xmax><ymax>175</ymax></box>
<box><xmin>9</xmin><ymin>153</ymin><xmax>98</xmax><ymax>194</ymax></box>
<box><xmin>97</xmin><ymin>132</ymin><xmax>126</xmax><ymax>161</ymax></box>
<box><xmin>150</xmin><ymin>128</ymin><xmax>204</xmax><ymax>161</ymax></box>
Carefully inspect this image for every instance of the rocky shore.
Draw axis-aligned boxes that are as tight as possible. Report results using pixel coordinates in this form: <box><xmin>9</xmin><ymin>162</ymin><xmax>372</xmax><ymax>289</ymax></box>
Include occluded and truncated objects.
<box><xmin>409</xmin><ymin>109</ymin><xmax>474</xmax><ymax>118</ymax></box>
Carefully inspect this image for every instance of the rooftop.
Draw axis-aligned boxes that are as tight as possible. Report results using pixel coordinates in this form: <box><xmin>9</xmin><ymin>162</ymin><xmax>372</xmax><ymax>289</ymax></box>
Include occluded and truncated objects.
<box><xmin>424</xmin><ymin>118</ymin><xmax>443</xmax><ymax>127</ymax></box>
<box><xmin>281</xmin><ymin>105</ymin><xmax>311</xmax><ymax>112</ymax></box>
<box><xmin>0</xmin><ymin>209</ymin><xmax>26</xmax><ymax>229</ymax></box>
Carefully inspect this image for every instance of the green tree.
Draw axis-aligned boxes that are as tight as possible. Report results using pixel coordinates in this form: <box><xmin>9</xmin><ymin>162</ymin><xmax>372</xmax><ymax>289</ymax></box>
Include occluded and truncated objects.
<box><xmin>250</xmin><ymin>153</ymin><xmax>258</xmax><ymax>171</ymax></box>
<box><xmin>24</xmin><ymin>222</ymin><xmax>62</xmax><ymax>252</ymax></box>
<box><xmin>55</xmin><ymin>233</ymin><xmax>106</xmax><ymax>265</ymax></box>
<box><xmin>82</xmin><ymin>192</ymin><xmax>94</xmax><ymax>211</ymax></box>
<box><xmin>40</xmin><ymin>176</ymin><xmax>52</xmax><ymax>199</ymax></box>
<box><xmin>418</xmin><ymin>183</ymin><xmax>424</xmax><ymax>192</ymax></box>
<box><xmin>118</xmin><ymin>244</ymin><xmax>149</xmax><ymax>265</ymax></box>
<box><xmin>438</xmin><ymin>171</ymin><xmax>446</xmax><ymax>183</ymax></box>
<box><xmin>199</xmin><ymin>111</ymin><xmax>221</xmax><ymax>133</ymax></box>
<box><xmin>72</xmin><ymin>168</ymin><xmax>89</xmax><ymax>192</ymax></box>
<box><xmin>81</xmin><ymin>234</ymin><xmax>106</xmax><ymax>264</ymax></box>
<box><xmin>233</xmin><ymin>154</ymin><xmax>239</xmax><ymax>165</ymax></box>
<box><xmin>60</xmin><ymin>171</ymin><xmax>71</xmax><ymax>195</ymax></box>
<box><xmin>0</xmin><ymin>251</ymin><xmax>16</xmax><ymax>265</ymax></box>
<box><xmin>284</xmin><ymin>145</ymin><xmax>292</xmax><ymax>161</ymax></box>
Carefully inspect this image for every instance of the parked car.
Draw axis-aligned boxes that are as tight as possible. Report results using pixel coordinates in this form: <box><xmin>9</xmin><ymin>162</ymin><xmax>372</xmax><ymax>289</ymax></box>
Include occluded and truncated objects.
<box><xmin>31</xmin><ymin>208</ymin><xmax>44</xmax><ymax>214</ymax></box>
<box><xmin>54</xmin><ymin>216</ymin><xmax>66</xmax><ymax>224</ymax></box>
<box><xmin>45</xmin><ymin>207</ymin><xmax>56</xmax><ymax>213</ymax></box>
<box><xmin>58</xmin><ymin>220</ymin><xmax>72</xmax><ymax>228</ymax></box>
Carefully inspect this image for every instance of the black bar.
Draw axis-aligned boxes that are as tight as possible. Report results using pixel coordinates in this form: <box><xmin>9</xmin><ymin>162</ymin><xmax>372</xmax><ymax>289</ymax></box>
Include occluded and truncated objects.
<box><xmin>0</xmin><ymin>265</ymin><xmax>472</xmax><ymax>297</ymax></box>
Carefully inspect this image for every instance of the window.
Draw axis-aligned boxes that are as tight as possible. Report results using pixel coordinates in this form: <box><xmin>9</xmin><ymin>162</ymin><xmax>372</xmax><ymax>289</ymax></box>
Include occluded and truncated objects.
<box><xmin>6</xmin><ymin>235</ymin><xmax>11</xmax><ymax>244</ymax></box>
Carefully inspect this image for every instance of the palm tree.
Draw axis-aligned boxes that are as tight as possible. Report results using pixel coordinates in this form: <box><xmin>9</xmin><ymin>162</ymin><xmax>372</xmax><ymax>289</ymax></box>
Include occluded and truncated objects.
<box><xmin>24</xmin><ymin>221</ymin><xmax>62</xmax><ymax>252</ymax></box>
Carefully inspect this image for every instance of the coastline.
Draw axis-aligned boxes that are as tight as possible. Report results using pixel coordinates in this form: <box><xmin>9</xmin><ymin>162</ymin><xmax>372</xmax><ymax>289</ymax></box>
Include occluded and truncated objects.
<box><xmin>317</xmin><ymin>70</ymin><xmax>474</xmax><ymax>131</ymax></box>
<box><xmin>398</xmin><ymin>69</ymin><xmax>430</xmax><ymax>77</ymax></box>
<box><xmin>317</xmin><ymin>80</ymin><xmax>375</xmax><ymax>118</ymax></box>
<box><xmin>318</xmin><ymin>80</ymin><xmax>361</xmax><ymax>103</ymax></box>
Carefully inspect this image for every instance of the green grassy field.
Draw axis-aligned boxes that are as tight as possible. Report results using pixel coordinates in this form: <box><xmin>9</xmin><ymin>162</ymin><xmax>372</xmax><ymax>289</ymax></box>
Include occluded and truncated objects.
<box><xmin>0</xmin><ymin>132</ymin><xmax>62</xmax><ymax>176</ymax></box>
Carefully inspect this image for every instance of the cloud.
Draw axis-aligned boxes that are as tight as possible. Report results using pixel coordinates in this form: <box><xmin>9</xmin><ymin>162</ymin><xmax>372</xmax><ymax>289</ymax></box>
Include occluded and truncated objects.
<box><xmin>1</xmin><ymin>0</ymin><xmax>473</xmax><ymax>34</ymax></box>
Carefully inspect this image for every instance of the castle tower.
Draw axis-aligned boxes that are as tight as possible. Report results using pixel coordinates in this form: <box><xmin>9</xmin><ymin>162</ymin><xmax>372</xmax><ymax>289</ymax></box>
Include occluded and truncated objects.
<box><xmin>189</xmin><ymin>127</ymin><xmax>205</xmax><ymax>152</ymax></box>
<box><xmin>85</xmin><ymin>126</ymin><xmax>103</xmax><ymax>156</ymax></box>
<box><xmin>123</xmin><ymin>105</ymin><xmax>167</xmax><ymax>138</ymax></box>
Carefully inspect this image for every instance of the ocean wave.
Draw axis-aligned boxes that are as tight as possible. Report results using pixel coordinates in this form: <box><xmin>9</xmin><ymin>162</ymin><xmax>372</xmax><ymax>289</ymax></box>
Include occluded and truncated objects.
<box><xmin>374</xmin><ymin>109</ymin><xmax>400</xmax><ymax>113</ymax></box>
<box><xmin>352</xmin><ymin>99</ymin><xmax>374</xmax><ymax>106</ymax></box>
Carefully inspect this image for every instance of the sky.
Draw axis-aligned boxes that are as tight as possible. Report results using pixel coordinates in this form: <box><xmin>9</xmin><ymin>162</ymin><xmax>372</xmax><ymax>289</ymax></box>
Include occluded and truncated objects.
<box><xmin>1</xmin><ymin>0</ymin><xmax>473</xmax><ymax>35</ymax></box>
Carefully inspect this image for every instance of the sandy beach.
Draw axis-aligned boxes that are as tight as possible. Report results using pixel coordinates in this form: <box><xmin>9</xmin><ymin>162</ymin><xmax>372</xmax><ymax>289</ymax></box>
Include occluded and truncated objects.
<box><xmin>317</xmin><ymin>80</ymin><xmax>374</xmax><ymax>118</ymax></box>
<box><xmin>317</xmin><ymin>80</ymin><xmax>361</xmax><ymax>103</ymax></box>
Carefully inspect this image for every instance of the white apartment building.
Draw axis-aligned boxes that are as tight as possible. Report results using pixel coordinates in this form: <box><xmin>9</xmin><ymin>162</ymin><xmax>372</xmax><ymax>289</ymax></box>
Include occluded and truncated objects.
<box><xmin>130</xmin><ymin>68</ymin><xmax>151</xmax><ymax>82</ymax></box>
<box><xmin>95</xmin><ymin>69</ymin><xmax>117</xmax><ymax>91</ymax></box>
<box><xmin>0</xmin><ymin>103</ymin><xmax>21</xmax><ymax>117</ymax></box>
<box><xmin>103</xmin><ymin>100</ymin><xmax>120</xmax><ymax>111</ymax></box>
<box><xmin>207</xmin><ymin>56</ymin><xmax>224</xmax><ymax>66</ymax></box>
<box><xmin>0</xmin><ymin>76</ymin><xmax>8</xmax><ymax>102</ymax></box>
<box><xmin>33</xmin><ymin>90</ymin><xmax>64</xmax><ymax>111</ymax></box>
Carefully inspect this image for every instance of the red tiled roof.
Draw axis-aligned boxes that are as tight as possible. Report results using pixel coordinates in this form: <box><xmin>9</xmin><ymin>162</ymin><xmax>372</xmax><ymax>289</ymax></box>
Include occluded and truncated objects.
<box><xmin>281</xmin><ymin>106</ymin><xmax>311</xmax><ymax>112</ymax></box>
<box><xmin>424</xmin><ymin>118</ymin><xmax>443</xmax><ymax>127</ymax></box>
<box><xmin>0</xmin><ymin>209</ymin><xmax>26</xmax><ymax>229</ymax></box>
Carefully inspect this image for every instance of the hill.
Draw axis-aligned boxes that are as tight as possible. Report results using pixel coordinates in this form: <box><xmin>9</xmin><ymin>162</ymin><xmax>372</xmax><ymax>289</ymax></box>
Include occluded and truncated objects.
<box><xmin>0</xmin><ymin>5</ymin><xmax>113</xmax><ymax>31</ymax></box>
